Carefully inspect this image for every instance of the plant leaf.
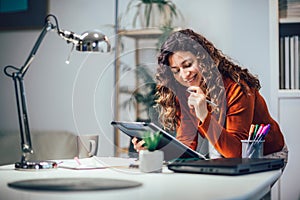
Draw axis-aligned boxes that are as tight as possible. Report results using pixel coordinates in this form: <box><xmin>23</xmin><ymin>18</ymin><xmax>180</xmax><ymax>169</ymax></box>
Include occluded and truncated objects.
<box><xmin>143</xmin><ymin>131</ymin><xmax>162</xmax><ymax>151</ymax></box>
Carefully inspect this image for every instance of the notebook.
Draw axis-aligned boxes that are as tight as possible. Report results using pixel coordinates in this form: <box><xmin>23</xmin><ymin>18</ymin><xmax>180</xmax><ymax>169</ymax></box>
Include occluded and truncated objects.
<box><xmin>111</xmin><ymin>121</ymin><xmax>206</xmax><ymax>161</ymax></box>
<box><xmin>167</xmin><ymin>158</ymin><xmax>284</xmax><ymax>175</ymax></box>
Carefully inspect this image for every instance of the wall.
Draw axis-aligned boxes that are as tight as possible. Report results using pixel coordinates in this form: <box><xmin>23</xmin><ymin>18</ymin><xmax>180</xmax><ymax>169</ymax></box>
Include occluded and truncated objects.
<box><xmin>279</xmin><ymin>98</ymin><xmax>300</xmax><ymax>199</ymax></box>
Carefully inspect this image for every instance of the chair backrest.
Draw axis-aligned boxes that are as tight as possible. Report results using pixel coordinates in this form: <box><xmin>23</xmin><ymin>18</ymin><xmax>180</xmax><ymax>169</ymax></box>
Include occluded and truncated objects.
<box><xmin>0</xmin><ymin>130</ymin><xmax>78</xmax><ymax>165</ymax></box>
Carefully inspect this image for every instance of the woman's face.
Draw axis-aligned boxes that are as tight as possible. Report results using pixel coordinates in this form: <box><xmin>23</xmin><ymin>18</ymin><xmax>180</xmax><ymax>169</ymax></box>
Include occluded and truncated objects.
<box><xmin>168</xmin><ymin>51</ymin><xmax>202</xmax><ymax>87</ymax></box>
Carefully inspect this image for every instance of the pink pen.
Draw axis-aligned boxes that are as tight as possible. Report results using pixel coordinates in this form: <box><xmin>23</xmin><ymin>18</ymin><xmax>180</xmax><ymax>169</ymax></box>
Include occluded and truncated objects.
<box><xmin>254</xmin><ymin>124</ymin><xmax>265</xmax><ymax>139</ymax></box>
<box><xmin>260</xmin><ymin>124</ymin><xmax>271</xmax><ymax>138</ymax></box>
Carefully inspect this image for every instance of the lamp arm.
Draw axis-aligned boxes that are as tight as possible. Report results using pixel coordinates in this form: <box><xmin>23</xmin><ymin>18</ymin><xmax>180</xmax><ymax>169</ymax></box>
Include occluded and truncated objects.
<box><xmin>4</xmin><ymin>19</ymin><xmax>56</xmax><ymax>164</ymax></box>
<box><xmin>20</xmin><ymin>20</ymin><xmax>56</xmax><ymax>76</ymax></box>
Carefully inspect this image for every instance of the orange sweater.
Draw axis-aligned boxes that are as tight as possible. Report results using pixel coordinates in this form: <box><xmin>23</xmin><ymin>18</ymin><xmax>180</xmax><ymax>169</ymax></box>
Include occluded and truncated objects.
<box><xmin>176</xmin><ymin>77</ymin><xmax>285</xmax><ymax>158</ymax></box>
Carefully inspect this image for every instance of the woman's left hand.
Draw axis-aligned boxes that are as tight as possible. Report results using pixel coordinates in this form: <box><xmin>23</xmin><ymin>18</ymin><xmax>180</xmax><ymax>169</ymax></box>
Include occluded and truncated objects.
<box><xmin>187</xmin><ymin>86</ymin><xmax>208</xmax><ymax>122</ymax></box>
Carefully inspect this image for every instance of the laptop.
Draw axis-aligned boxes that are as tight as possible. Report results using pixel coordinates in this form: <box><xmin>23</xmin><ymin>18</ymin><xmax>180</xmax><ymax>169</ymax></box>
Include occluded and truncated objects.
<box><xmin>111</xmin><ymin>121</ymin><xmax>206</xmax><ymax>161</ymax></box>
<box><xmin>167</xmin><ymin>158</ymin><xmax>284</xmax><ymax>175</ymax></box>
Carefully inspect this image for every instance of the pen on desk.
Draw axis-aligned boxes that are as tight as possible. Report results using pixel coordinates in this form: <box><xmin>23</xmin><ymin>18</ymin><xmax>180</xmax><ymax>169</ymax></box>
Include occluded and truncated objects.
<box><xmin>186</xmin><ymin>89</ymin><xmax>217</xmax><ymax>107</ymax></box>
<box><xmin>56</xmin><ymin>161</ymin><xmax>63</xmax><ymax>165</ymax></box>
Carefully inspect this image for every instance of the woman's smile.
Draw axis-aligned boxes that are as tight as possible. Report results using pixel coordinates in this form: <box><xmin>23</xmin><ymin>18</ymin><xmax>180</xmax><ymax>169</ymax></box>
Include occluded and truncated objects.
<box><xmin>184</xmin><ymin>73</ymin><xmax>198</xmax><ymax>84</ymax></box>
<box><xmin>169</xmin><ymin>51</ymin><xmax>202</xmax><ymax>87</ymax></box>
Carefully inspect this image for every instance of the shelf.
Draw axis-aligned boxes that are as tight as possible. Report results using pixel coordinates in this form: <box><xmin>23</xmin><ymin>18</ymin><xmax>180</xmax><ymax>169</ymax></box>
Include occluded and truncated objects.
<box><xmin>118</xmin><ymin>27</ymin><xmax>181</xmax><ymax>39</ymax></box>
<box><xmin>279</xmin><ymin>17</ymin><xmax>300</xmax><ymax>24</ymax></box>
<box><xmin>278</xmin><ymin>90</ymin><xmax>300</xmax><ymax>98</ymax></box>
<box><xmin>118</xmin><ymin>28</ymin><xmax>165</xmax><ymax>39</ymax></box>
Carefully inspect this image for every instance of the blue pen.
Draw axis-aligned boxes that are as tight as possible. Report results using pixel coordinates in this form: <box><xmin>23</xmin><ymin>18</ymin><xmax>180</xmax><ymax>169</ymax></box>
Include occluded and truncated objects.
<box><xmin>255</xmin><ymin>124</ymin><xmax>270</xmax><ymax>142</ymax></box>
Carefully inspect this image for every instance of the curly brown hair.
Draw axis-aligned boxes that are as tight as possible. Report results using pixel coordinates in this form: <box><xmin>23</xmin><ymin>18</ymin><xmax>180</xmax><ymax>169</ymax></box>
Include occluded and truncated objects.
<box><xmin>155</xmin><ymin>29</ymin><xmax>261</xmax><ymax>130</ymax></box>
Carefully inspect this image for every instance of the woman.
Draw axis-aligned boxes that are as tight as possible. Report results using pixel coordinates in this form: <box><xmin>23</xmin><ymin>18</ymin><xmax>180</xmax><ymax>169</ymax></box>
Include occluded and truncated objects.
<box><xmin>132</xmin><ymin>29</ymin><xmax>288</xmax><ymax>162</ymax></box>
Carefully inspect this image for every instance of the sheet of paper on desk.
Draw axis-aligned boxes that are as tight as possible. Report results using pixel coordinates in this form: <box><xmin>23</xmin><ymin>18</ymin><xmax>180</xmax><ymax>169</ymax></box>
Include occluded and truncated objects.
<box><xmin>57</xmin><ymin>157</ymin><xmax>138</xmax><ymax>170</ymax></box>
<box><xmin>57</xmin><ymin>157</ymin><xmax>105</xmax><ymax>170</ymax></box>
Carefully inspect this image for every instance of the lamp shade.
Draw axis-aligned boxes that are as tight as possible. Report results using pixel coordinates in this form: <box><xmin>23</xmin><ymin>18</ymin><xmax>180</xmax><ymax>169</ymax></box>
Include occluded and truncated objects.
<box><xmin>76</xmin><ymin>30</ymin><xmax>111</xmax><ymax>53</ymax></box>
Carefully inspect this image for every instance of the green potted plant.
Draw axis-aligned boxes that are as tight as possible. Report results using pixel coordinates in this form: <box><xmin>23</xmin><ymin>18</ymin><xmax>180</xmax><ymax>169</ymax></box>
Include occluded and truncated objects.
<box><xmin>139</xmin><ymin>131</ymin><xmax>164</xmax><ymax>173</ymax></box>
<box><xmin>122</xmin><ymin>0</ymin><xmax>183</xmax><ymax>29</ymax></box>
<box><xmin>143</xmin><ymin>130</ymin><xmax>162</xmax><ymax>151</ymax></box>
<box><xmin>121</xmin><ymin>64</ymin><xmax>158</xmax><ymax>123</ymax></box>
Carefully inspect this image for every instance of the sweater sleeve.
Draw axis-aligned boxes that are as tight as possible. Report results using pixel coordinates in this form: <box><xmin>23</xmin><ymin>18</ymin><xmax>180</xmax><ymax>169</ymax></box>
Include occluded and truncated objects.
<box><xmin>198</xmin><ymin>82</ymin><xmax>254</xmax><ymax>157</ymax></box>
<box><xmin>176</xmin><ymin>106</ymin><xmax>199</xmax><ymax>150</ymax></box>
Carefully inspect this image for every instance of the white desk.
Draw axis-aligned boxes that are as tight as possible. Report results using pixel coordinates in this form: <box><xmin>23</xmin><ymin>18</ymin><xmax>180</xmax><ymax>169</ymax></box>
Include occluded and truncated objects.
<box><xmin>0</xmin><ymin>157</ymin><xmax>282</xmax><ymax>200</ymax></box>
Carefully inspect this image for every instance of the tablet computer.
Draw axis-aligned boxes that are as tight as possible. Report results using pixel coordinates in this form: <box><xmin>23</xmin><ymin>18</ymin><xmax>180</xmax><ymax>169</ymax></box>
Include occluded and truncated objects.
<box><xmin>111</xmin><ymin>121</ymin><xmax>206</xmax><ymax>161</ymax></box>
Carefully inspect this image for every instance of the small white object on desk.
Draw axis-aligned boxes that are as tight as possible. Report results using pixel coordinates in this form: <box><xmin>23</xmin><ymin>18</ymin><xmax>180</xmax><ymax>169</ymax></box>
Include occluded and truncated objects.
<box><xmin>139</xmin><ymin>150</ymin><xmax>164</xmax><ymax>173</ymax></box>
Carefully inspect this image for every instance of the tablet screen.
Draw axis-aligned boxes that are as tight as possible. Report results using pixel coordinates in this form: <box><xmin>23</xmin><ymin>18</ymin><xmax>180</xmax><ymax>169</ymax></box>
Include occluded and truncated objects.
<box><xmin>111</xmin><ymin>121</ymin><xmax>206</xmax><ymax>161</ymax></box>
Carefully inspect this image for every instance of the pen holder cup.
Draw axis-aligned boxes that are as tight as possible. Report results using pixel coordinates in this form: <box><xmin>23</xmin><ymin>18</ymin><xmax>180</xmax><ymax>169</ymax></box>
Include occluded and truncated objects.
<box><xmin>241</xmin><ymin>140</ymin><xmax>264</xmax><ymax>158</ymax></box>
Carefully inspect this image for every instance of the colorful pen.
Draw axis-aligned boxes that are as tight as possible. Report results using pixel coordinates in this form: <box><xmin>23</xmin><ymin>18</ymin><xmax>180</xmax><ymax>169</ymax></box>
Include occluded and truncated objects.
<box><xmin>245</xmin><ymin>123</ymin><xmax>271</xmax><ymax>158</ymax></box>
<box><xmin>259</xmin><ymin>124</ymin><xmax>271</xmax><ymax>139</ymax></box>
<box><xmin>247</xmin><ymin>124</ymin><xmax>255</xmax><ymax>141</ymax></box>
<box><xmin>252</xmin><ymin>124</ymin><xmax>260</xmax><ymax>139</ymax></box>
<box><xmin>254</xmin><ymin>124</ymin><xmax>265</xmax><ymax>139</ymax></box>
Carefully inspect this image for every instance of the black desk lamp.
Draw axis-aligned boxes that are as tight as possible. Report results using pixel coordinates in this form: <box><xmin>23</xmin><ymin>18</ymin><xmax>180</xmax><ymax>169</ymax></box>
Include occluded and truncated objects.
<box><xmin>3</xmin><ymin>14</ymin><xmax>111</xmax><ymax>170</ymax></box>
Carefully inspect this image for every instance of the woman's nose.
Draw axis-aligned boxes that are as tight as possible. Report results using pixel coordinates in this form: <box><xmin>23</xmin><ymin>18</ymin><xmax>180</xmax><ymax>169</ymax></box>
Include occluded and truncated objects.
<box><xmin>180</xmin><ymin>68</ymin><xmax>191</xmax><ymax>78</ymax></box>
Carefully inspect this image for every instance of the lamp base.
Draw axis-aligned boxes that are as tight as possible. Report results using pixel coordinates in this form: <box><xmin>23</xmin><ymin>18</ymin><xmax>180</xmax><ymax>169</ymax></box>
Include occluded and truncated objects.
<box><xmin>15</xmin><ymin>161</ymin><xmax>58</xmax><ymax>170</ymax></box>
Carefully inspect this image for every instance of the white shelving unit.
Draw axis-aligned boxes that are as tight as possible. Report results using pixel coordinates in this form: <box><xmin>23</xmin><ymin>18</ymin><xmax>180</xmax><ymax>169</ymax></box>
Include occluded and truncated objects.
<box><xmin>271</xmin><ymin>2</ymin><xmax>300</xmax><ymax>110</ymax></box>
<box><xmin>270</xmin><ymin>1</ymin><xmax>300</xmax><ymax>199</ymax></box>
<box><xmin>278</xmin><ymin>89</ymin><xmax>300</xmax><ymax>98</ymax></box>
<box><xmin>279</xmin><ymin>17</ymin><xmax>300</xmax><ymax>24</ymax></box>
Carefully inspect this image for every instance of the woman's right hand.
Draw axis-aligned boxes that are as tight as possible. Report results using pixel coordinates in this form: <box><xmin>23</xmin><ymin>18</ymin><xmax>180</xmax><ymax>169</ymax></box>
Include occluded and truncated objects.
<box><xmin>187</xmin><ymin>86</ymin><xmax>209</xmax><ymax>122</ymax></box>
<box><xmin>131</xmin><ymin>137</ymin><xmax>147</xmax><ymax>152</ymax></box>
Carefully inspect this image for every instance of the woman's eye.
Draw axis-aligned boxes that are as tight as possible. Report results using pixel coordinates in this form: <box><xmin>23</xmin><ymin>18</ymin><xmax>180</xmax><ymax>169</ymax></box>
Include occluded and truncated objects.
<box><xmin>171</xmin><ymin>68</ymin><xmax>180</xmax><ymax>75</ymax></box>
<box><xmin>184</xmin><ymin>63</ymin><xmax>192</xmax><ymax>68</ymax></box>
<box><xmin>172</xmin><ymin>70</ymin><xmax>179</xmax><ymax>75</ymax></box>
